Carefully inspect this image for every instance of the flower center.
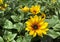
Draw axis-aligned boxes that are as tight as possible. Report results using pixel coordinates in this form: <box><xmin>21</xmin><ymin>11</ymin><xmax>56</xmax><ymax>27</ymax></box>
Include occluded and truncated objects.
<box><xmin>33</xmin><ymin>10</ymin><xmax>36</xmax><ymax>13</ymax></box>
<box><xmin>32</xmin><ymin>25</ymin><xmax>38</xmax><ymax>30</ymax></box>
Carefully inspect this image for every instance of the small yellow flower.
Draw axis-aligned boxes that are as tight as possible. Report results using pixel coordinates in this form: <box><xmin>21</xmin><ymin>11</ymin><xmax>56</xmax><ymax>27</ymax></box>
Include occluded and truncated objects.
<box><xmin>21</xmin><ymin>6</ymin><xmax>29</xmax><ymax>12</ymax></box>
<box><xmin>30</xmin><ymin>5</ymin><xmax>40</xmax><ymax>14</ymax></box>
<box><xmin>51</xmin><ymin>0</ymin><xmax>57</xmax><ymax>3</ymax></box>
<box><xmin>25</xmin><ymin>14</ymin><xmax>49</xmax><ymax>37</ymax></box>
<box><xmin>0</xmin><ymin>0</ymin><xmax>3</xmax><ymax>4</ymax></box>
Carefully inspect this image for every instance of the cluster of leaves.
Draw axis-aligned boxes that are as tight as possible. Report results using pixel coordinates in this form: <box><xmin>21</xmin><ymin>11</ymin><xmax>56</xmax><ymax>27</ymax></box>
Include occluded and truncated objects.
<box><xmin>0</xmin><ymin>0</ymin><xmax>60</xmax><ymax>42</ymax></box>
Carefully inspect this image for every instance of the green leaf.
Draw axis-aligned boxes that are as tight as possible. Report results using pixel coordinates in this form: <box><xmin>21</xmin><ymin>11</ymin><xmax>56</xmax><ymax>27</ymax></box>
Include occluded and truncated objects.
<box><xmin>46</xmin><ymin>15</ymin><xmax>59</xmax><ymax>28</ymax></box>
<box><xmin>0</xmin><ymin>18</ymin><xmax>6</xmax><ymax>26</ymax></box>
<box><xmin>47</xmin><ymin>30</ymin><xmax>60</xmax><ymax>39</ymax></box>
<box><xmin>16</xmin><ymin>36</ymin><xmax>31</xmax><ymax>42</ymax></box>
<box><xmin>3</xmin><ymin>20</ymin><xmax>14</xmax><ymax>29</ymax></box>
<box><xmin>22</xmin><ymin>37</ymin><xmax>27</xmax><ymax>42</ymax></box>
<box><xmin>0</xmin><ymin>36</ymin><xmax>4</xmax><ymax>42</ymax></box>
<box><xmin>0</xmin><ymin>11</ymin><xmax>4</xmax><ymax>17</ymax></box>
<box><xmin>11</xmin><ymin>40</ymin><xmax>16</xmax><ymax>42</ymax></box>
<box><xmin>53</xmin><ymin>23</ymin><xmax>60</xmax><ymax>31</ymax></box>
<box><xmin>16</xmin><ymin>33</ymin><xmax>31</xmax><ymax>42</ymax></box>
<box><xmin>11</xmin><ymin>15</ymin><xmax>21</xmax><ymax>22</ymax></box>
<box><xmin>24</xmin><ymin>33</ymin><xmax>32</xmax><ymax>42</ymax></box>
<box><xmin>16</xmin><ymin>36</ymin><xmax>22</xmax><ymax>42</ymax></box>
<box><xmin>14</xmin><ymin>22</ymin><xmax>23</xmax><ymax>32</ymax></box>
<box><xmin>3</xmin><ymin>31</ymin><xmax>17</xmax><ymax>41</ymax></box>
<box><xmin>55</xmin><ymin>10</ymin><xmax>58</xmax><ymax>15</ymax></box>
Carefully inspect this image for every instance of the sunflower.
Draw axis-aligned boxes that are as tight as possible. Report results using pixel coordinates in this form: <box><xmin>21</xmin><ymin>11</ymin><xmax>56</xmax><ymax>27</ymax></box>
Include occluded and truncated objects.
<box><xmin>25</xmin><ymin>14</ymin><xmax>49</xmax><ymax>37</ymax></box>
<box><xmin>21</xmin><ymin>6</ymin><xmax>29</xmax><ymax>12</ymax></box>
<box><xmin>30</xmin><ymin>5</ymin><xmax>40</xmax><ymax>14</ymax></box>
<box><xmin>0</xmin><ymin>0</ymin><xmax>3</xmax><ymax>4</ymax></box>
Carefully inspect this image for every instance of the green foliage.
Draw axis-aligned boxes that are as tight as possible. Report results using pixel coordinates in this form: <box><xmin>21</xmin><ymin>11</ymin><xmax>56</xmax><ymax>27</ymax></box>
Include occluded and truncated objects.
<box><xmin>3</xmin><ymin>31</ymin><xmax>17</xmax><ymax>42</ymax></box>
<box><xmin>0</xmin><ymin>36</ymin><xmax>4</xmax><ymax>42</ymax></box>
<box><xmin>47</xmin><ymin>30</ymin><xmax>60</xmax><ymax>39</ymax></box>
<box><xmin>16</xmin><ymin>33</ymin><xmax>32</xmax><ymax>42</ymax></box>
<box><xmin>3</xmin><ymin>20</ymin><xmax>14</xmax><ymax>29</ymax></box>
<box><xmin>0</xmin><ymin>0</ymin><xmax>60</xmax><ymax>42</ymax></box>
<box><xmin>14</xmin><ymin>22</ymin><xmax>23</xmax><ymax>32</ymax></box>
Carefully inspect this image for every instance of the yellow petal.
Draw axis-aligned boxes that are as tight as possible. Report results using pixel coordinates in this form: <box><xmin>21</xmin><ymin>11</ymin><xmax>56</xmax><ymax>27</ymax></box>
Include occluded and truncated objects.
<box><xmin>26</xmin><ymin>21</ymin><xmax>32</xmax><ymax>26</ymax></box>
<box><xmin>34</xmin><ymin>15</ymin><xmax>39</xmax><ymax>23</ymax></box>
<box><xmin>40</xmin><ymin>22</ymin><xmax>48</xmax><ymax>29</ymax></box>
<box><xmin>38</xmin><ymin>21</ymin><xmax>44</xmax><ymax>26</ymax></box>
<box><xmin>21</xmin><ymin>6</ymin><xmax>29</xmax><ymax>12</ymax></box>
<box><xmin>41</xmin><ymin>28</ymin><xmax>49</xmax><ymax>34</ymax></box>
<box><xmin>38</xmin><ymin>32</ymin><xmax>43</xmax><ymax>37</ymax></box>
<box><xmin>42</xmin><ymin>31</ymin><xmax>47</xmax><ymax>35</ymax></box>
<box><xmin>33</xmin><ymin>32</ymin><xmax>37</xmax><ymax>37</ymax></box>
<box><xmin>25</xmin><ymin>28</ymin><xmax>30</xmax><ymax>31</ymax></box>
<box><xmin>29</xmin><ymin>31</ymin><xmax>34</xmax><ymax>35</ymax></box>
<box><xmin>36</xmin><ymin>30</ymin><xmax>43</xmax><ymax>37</ymax></box>
<box><xmin>30</xmin><ymin>16</ymin><xmax>35</xmax><ymax>23</ymax></box>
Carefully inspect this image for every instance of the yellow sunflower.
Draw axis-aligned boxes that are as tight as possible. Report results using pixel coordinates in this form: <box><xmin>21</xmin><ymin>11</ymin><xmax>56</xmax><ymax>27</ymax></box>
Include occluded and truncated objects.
<box><xmin>0</xmin><ymin>0</ymin><xmax>3</xmax><ymax>4</ymax></box>
<box><xmin>25</xmin><ymin>14</ymin><xmax>49</xmax><ymax>37</ymax></box>
<box><xmin>21</xmin><ymin>6</ymin><xmax>29</xmax><ymax>12</ymax></box>
<box><xmin>30</xmin><ymin>5</ymin><xmax>40</xmax><ymax>14</ymax></box>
